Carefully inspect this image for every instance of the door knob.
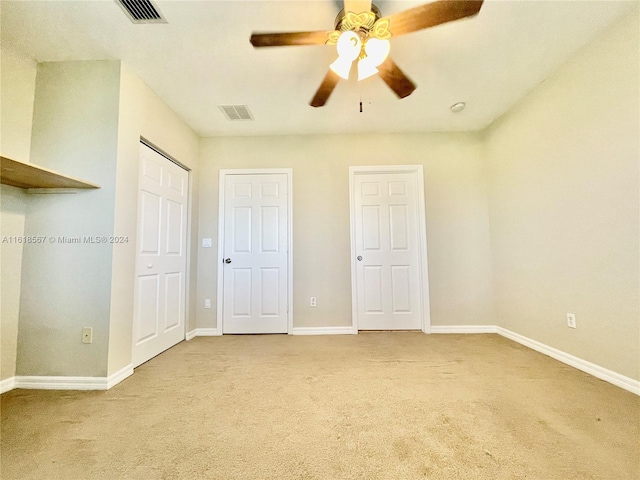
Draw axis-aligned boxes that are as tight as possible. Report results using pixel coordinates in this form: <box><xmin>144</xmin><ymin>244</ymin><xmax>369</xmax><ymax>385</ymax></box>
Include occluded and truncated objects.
<box><xmin>357</xmin><ymin>256</ymin><xmax>362</xmax><ymax>261</ymax></box>
<box><xmin>224</xmin><ymin>258</ymin><xmax>232</xmax><ymax>264</ymax></box>
<box><xmin>147</xmin><ymin>264</ymin><xmax>153</xmax><ymax>269</ymax></box>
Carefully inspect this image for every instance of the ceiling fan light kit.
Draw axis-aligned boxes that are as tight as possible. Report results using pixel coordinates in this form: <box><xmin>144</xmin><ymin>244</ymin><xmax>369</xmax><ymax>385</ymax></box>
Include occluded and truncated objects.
<box><xmin>328</xmin><ymin>30</ymin><xmax>390</xmax><ymax>81</ymax></box>
<box><xmin>250</xmin><ymin>0</ymin><xmax>484</xmax><ymax>107</ymax></box>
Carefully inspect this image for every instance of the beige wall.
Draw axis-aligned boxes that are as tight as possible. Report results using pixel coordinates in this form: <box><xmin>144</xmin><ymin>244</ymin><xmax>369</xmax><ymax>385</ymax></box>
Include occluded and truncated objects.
<box><xmin>3</xmin><ymin>56</ymin><xmax>199</xmax><ymax>379</ymax></box>
<box><xmin>1</xmin><ymin>185</ymin><xmax>27</xmax><ymax>382</ymax></box>
<box><xmin>3</xmin><ymin>9</ymin><xmax>637</xmax><ymax>387</ymax></box>
<box><xmin>0</xmin><ymin>45</ymin><xmax>37</xmax><ymax>382</ymax></box>
<box><xmin>484</xmin><ymin>11</ymin><xmax>639</xmax><ymax>380</ymax></box>
<box><xmin>197</xmin><ymin>133</ymin><xmax>493</xmax><ymax>330</ymax></box>
<box><xmin>1</xmin><ymin>45</ymin><xmax>37</xmax><ymax>161</ymax></box>
<box><xmin>16</xmin><ymin>61</ymin><xmax>121</xmax><ymax>376</ymax></box>
<box><xmin>107</xmin><ymin>64</ymin><xmax>200</xmax><ymax>375</ymax></box>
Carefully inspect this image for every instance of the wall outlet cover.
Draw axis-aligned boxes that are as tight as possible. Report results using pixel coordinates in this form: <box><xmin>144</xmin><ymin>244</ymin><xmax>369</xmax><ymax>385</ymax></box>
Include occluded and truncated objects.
<box><xmin>82</xmin><ymin>327</ymin><xmax>93</xmax><ymax>344</ymax></box>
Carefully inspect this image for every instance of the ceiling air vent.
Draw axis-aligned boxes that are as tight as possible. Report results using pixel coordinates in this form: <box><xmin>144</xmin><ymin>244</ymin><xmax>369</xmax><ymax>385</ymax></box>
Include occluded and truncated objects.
<box><xmin>115</xmin><ymin>0</ymin><xmax>166</xmax><ymax>24</ymax></box>
<box><xmin>219</xmin><ymin>105</ymin><xmax>254</xmax><ymax>121</ymax></box>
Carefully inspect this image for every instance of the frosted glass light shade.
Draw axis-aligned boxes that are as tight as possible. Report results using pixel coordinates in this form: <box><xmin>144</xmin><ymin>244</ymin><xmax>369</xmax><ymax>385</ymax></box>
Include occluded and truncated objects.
<box><xmin>330</xmin><ymin>57</ymin><xmax>355</xmax><ymax>80</ymax></box>
<box><xmin>357</xmin><ymin>38</ymin><xmax>391</xmax><ymax>81</ymax></box>
<box><xmin>329</xmin><ymin>32</ymin><xmax>391</xmax><ymax>82</ymax></box>
<box><xmin>357</xmin><ymin>58</ymin><xmax>379</xmax><ymax>80</ymax></box>
<box><xmin>365</xmin><ymin>38</ymin><xmax>390</xmax><ymax>64</ymax></box>
<box><xmin>330</xmin><ymin>31</ymin><xmax>361</xmax><ymax>80</ymax></box>
<box><xmin>336</xmin><ymin>31</ymin><xmax>361</xmax><ymax>60</ymax></box>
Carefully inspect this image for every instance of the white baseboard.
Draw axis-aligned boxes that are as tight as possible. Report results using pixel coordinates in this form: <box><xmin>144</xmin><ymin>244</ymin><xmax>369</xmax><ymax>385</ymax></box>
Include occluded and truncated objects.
<box><xmin>5</xmin><ymin>327</ymin><xmax>637</xmax><ymax>396</ymax></box>
<box><xmin>186</xmin><ymin>328</ymin><xmax>221</xmax><ymax>339</ymax></box>
<box><xmin>430</xmin><ymin>325</ymin><xmax>497</xmax><ymax>334</ymax></box>
<box><xmin>11</xmin><ymin>363</ymin><xmax>134</xmax><ymax>391</ymax></box>
<box><xmin>189</xmin><ymin>326</ymin><xmax>355</xmax><ymax>336</ymax></box>
<box><xmin>190</xmin><ymin>326</ymin><xmax>356</xmax><ymax>336</ymax></box>
<box><xmin>106</xmin><ymin>364</ymin><xmax>134</xmax><ymax>389</ymax></box>
<box><xmin>496</xmin><ymin>327</ymin><xmax>640</xmax><ymax>396</ymax></box>
<box><xmin>291</xmin><ymin>326</ymin><xmax>357</xmax><ymax>335</ymax></box>
<box><xmin>14</xmin><ymin>376</ymin><xmax>106</xmax><ymax>390</ymax></box>
<box><xmin>0</xmin><ymin>377</ymin><xmax>16</xmax><ymax>394</ymax></box>
<box><xmin>194</xmin><ymin>328</ymin><xmax>222</xmax><ymax>337</ymax></box>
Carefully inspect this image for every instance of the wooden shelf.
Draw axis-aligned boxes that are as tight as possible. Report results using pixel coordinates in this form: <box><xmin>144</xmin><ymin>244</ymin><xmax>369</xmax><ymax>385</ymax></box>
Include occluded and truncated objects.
<box><xmin>1</xmin><ymin>156</ymin><xmax>100</xmax><ymax>190</ymax></box>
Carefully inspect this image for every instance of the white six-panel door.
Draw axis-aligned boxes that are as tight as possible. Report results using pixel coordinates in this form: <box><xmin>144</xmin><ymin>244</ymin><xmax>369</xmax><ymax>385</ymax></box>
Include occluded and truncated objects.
<box><xmin>222</xmin><ymin>173</ymin><xmax>289</xmax><ymax>334</ymax></box>
<box><xmin>351</xmin><ymin>168</ymin><xmax>427</xmax><ymax>330</ymax></box>
<box><xmin>132</xmin><ymin>143</ymin><xmax>188</xmax><ymax>367</ymax></box>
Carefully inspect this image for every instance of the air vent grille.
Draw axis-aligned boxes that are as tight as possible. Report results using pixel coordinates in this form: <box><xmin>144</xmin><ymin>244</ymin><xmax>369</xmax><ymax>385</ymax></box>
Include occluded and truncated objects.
<box><xmin>116</xmin><ymin>0</ymin><xmax>166</xmax><ymax>24</ymax></box>
<box><xmin>219</xmin><ymin>105</ymin><xmax>254</xmax><ymax>121</ymax></box>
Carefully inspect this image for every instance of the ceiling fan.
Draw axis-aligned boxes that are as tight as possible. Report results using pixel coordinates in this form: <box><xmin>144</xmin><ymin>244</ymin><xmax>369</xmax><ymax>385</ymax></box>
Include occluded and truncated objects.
<box><xmin>250</xmin><ymin>0</ymin><xmax>484</xmax><ymax>107</ymax></box>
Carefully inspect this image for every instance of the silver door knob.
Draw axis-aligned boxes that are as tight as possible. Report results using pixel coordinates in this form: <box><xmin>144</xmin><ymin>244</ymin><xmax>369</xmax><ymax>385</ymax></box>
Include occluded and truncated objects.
<box><xmin>224</xmin><ymin>258</ymin><xmax>232</xmax><ymax>264</ymax></box>
<box><xmin>357</xmin><ymin>256</ymin><xmax>362</xmax><ymax>261</ymax></box>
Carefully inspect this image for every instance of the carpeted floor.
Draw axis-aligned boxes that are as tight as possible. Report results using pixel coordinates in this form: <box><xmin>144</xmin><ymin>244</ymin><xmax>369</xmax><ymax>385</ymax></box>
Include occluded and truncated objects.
<box><xmin>1</xmin><ymin>333</ymin><xmax>639</xmax><ymax>479</ymax></box>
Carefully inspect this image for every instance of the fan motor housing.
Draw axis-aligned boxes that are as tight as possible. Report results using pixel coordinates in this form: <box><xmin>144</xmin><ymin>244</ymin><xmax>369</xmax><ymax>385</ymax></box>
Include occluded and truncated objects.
<box><xmin>334</xmin><ymin>4</ymin><xmax>382</xmax><ymax>31</ymax></box>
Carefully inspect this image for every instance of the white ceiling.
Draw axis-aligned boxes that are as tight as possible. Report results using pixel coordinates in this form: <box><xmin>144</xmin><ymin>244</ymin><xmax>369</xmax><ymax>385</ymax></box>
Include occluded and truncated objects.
<box><xmin>1</xmin><ymin>0</ymin><xmax>634</xmax><ymax>137</ymax></box>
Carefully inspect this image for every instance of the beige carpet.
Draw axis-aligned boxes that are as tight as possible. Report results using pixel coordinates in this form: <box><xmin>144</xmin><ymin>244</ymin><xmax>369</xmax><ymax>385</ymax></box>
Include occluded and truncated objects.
<box><xmin>1</xmin><ymin>333</ymin><xmax>639</xmax><ymax>479</ymax></box>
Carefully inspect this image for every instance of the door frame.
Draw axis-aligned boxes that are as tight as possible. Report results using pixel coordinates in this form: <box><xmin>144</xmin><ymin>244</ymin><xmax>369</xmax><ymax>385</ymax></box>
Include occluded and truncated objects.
<box><xmin>216</xmin><ymin>168</ymin><xmax>294</xmax><ymax>334</ymax></box>
<box><xmin>349</xmin><ymin>165</ymin><xmax>431</xmax><ymax>333</ymax></box>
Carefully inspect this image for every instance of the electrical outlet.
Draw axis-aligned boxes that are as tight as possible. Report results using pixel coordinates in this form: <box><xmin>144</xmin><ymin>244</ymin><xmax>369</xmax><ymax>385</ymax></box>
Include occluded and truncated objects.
<box><xmin>204</xmin><ymin>299</ymin><xmax>211</xmax><ymax>309</ymax></box>
<box><xmin>310</xmin><ymin>296</ymin><xmax>317</xmax><ymax>307</ymax></box>
<box><xmin>82</xmin><ymin>327</ymin><xmax>93</xmax><ymax>344</ymax></box>
<box><xmin>567</xmin><ymin>313</ymin><xmax>576</xmax><ymax>329</ymax></box>
<box><xmin>202</xmin><ymin>238</ymin><xmax>212</xmax><ymax>248</ymax></box>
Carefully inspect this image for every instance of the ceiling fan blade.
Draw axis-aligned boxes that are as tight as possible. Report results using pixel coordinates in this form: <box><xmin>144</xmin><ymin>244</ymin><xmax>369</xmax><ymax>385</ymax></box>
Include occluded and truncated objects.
<box><xmin>250</xmin><ymin>31</ymin><xmax>335</xmax><ymax>47</ymax></box>
<box><xmin>310</xmin><ymin>70</ymin><xmax>341</xmax><ymax>107</ymax></box>
<box><xmin>343</xmin><ymin>0</ymin><xmax>372</xmax><ymax>14</ymax></box>
<box><xmin>378</xmin><ymin>58</ymin><xmax>416</xmax><ymax>99</ymax></box>
<box><xmin>383</xmin><ymin>0</ymin><xmax>484</xmax><ymax>37</ymax></box>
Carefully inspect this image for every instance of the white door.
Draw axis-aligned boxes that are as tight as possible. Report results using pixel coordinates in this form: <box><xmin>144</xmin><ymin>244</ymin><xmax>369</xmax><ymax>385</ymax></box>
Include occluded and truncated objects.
<box><xmin>222</xmin><ymin>173</ymin><xmax>289</xmax><ymax>334</ymax></box>
<box><xmin>352</xmin><ymin>170</ymin><xmax>425</xmax><ymax>330</ymax></box>
<box><xmin>132</xmin><ymin>143</ymin><xmax>188</xmax><ymax>367</ymax></box>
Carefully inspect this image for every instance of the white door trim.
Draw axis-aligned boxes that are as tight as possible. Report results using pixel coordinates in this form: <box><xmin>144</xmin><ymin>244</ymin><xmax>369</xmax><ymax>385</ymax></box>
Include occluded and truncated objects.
<box><xmin>216</xmin><ymin>168</ymin><xmax>293</xmax><ymax>334</ymax></box>
<box><xmin>349</xmin><ymin>165</ymin><xmax>431</xmax><ymax>333</ymax></box>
